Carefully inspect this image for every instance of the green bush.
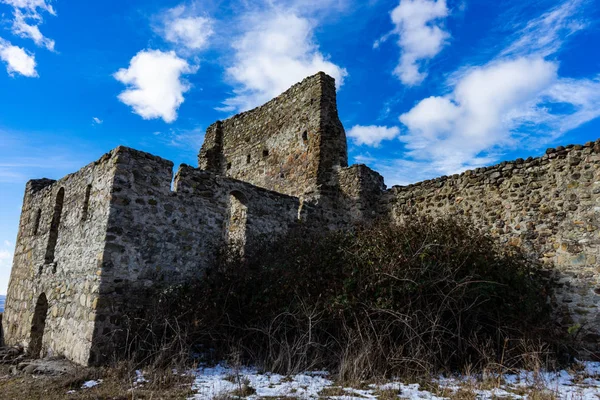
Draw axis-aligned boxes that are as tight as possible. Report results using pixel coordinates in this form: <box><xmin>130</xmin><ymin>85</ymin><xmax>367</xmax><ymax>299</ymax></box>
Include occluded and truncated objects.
<box><xmin>128</xmin><ymin>217</ymin><xmax>566</xmax><ymax>379</ymax></box>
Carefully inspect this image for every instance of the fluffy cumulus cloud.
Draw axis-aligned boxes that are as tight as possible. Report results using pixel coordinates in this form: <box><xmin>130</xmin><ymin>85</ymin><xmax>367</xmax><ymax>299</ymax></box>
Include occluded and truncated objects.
<box><xmin>114</xmin><ymin>50</ymin><xmax>198</xmax><ymax>123</ymax></box>
<box><xmin>382</xmin><ymin>0</ymin><xmax>450</xmax><ymax>86</ymax></box>
<box><xmin>395</xmin><ymin>59</ymin><xmax>600</xmax><ymax>178</ymax></box>
<box><xmin>369</xmin><ymin>0</ymin><xmax>600</xmax><ymax>183</ymax></box>
<box><xmin>1</xmin><ymin>0</ymin><xmax>56</xmax><ymax>51</ymax></box>
<box><xmin>0</xmin><ymin>38</ymin><xmax>37</xmax><ymax>77</ymax></box>
<box><xmin>348</xmin><ymin>125</ymin><xmax>401</xmax><ymax>147</ymax></box>
<box><xmin>157</xmin><ymin>4</ymin><xmax>214</xmax><ymax>52</ymax></box>
<box><xmin>222</xmin><ymin>12</ymin><xmax>347</xmax><ymax>112</ymax></box>
<box><xmin>399</xmin><ymin>58</ymin><xmax>558</xmax><ymax>173</ymax></box>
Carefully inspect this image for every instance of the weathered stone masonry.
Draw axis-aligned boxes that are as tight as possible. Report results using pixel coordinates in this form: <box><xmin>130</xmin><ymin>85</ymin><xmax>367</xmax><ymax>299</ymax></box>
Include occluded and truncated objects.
<box><xmin>3</xmin><ymin>71</ymin><xmax>600</xmax><ymax>365</ymax></box>
<box><xmin>382</xmin><ymin>143</ymin><xmax>600</xmax><ymax>351</ymax></box>
<box><xmin>3</xmin><ymin>147</ymin><xmax>302</xmax><ymax>364</ymax></box>
<box><xmin>3</xmin><ymin>157</ymin><xmax>117</xmax><ymax>365</ymax></box>
<box><xmin>199</xmin><ymin>72</ymin><xmax>347</xmax><ymax>200</ymax></box>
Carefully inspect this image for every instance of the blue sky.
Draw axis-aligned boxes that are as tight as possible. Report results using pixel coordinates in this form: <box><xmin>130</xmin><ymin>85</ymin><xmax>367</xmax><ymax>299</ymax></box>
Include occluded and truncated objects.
<box><xmin>1</xmin><ymin>0</ymin><xmax>599</xmax><ymax>294</ymax></box>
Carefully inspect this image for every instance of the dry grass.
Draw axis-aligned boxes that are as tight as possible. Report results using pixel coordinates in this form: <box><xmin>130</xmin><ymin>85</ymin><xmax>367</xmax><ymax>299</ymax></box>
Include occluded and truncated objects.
<box><xmin>317</xmin><ymin>386</ymin><xmax>350</xmax><ymax>396</ymax></box>
<box><xmin>229</xmin><ymin>382</ymin><xmax>256</xmax><ymax>398</ymax></box>
<box><xmin>0</xmin><ymin>364</ymin><xmax>194</xmax><ymax>400</ymax></box>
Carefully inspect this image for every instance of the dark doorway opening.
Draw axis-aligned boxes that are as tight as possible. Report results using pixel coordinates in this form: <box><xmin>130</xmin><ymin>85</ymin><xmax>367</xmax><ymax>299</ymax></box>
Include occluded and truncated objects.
<box><xmin>29</xmin><ymin>293</ymin><xmax>48</xmax><ymax>358</ymax></box>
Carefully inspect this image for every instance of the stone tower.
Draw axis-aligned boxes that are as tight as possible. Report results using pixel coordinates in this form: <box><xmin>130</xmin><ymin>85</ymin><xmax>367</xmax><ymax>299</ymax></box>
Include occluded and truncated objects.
<box><xmin>198</xmin><ymin>72</ymin><xmax>348</xmax><ymax>199</ymax></box>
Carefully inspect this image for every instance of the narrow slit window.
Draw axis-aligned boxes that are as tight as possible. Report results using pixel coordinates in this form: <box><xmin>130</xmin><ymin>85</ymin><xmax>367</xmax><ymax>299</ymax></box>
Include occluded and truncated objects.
<box><xmin>302</xmin><ymin>131</ymin><xmax>308</xmax><ymax>143</ymax></box>
<box><xmin>246</xmin><ymin>154</ymin><xmax>251</xmax><ymax>164</ymax></box>
<box><xmin>32</xmin><ymin>209</ymin><xmax>41</xmax><ymax>236</ymax></box>
<box><xmin>45</xmin><ymin>188</ymin><xmax>65</xmax><ymax>264</ymax></box>
<box><xmin>82</xmin><ymin>184</ymin><xmax>92</xmax><ymax>221</ymax></box>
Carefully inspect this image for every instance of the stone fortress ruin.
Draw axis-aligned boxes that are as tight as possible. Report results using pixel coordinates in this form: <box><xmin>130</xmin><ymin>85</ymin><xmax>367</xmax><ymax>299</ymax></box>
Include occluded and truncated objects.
<box><xmin>2</xmin><ymin>72</ymin><xmax>600</xmax><ymax>365</ymax></box>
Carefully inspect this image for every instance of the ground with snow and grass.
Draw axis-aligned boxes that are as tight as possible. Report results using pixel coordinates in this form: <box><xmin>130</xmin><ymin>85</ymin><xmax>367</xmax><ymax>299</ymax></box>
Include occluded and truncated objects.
<box><xmin>1</xmin><ymin>359</ymin><xmax>599</xmax><ymax>398</ymax></box>
<box><xmin>191</xmin><ymin>361</ymin><xmax>600</xmax><ymax>399</ymax></box>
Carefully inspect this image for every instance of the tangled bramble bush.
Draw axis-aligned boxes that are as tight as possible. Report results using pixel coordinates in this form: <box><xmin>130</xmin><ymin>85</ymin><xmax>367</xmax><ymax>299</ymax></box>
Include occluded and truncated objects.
<box><xmin>127</xmin><ymin>217</ymin><xmax>566</xmax><ymax>379</ymax></box>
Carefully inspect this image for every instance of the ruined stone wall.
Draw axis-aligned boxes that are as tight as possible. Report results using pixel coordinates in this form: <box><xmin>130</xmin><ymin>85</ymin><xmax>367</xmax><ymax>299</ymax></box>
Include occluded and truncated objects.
<box><xmin>174</xmin><ymin>165</ymin><xmax>302</xmax><ymax>246</ymax></box>
<box><xmin>2</xmin><ymin>153</ymin><xmax>116</xmax><ymax>365</ymax></box>
<box><xmin>383</xmin><ymin>141</ymin><xmax>600</xmax><ymax>352</ymax></box>
<box><xmin>3</xmin><ymin>146</ymin><xmax>304</xmax><ymax>365</ymax></box>
<box><xmin>198</xmin><ymin>72</ymin><xmax>348</xmax><ymax>199</ymax></box>
<box><xmin>336</xmin><ymin>165</ymin><xmax>386</xmax><ymax>225</ymax></box>
<box><xmin>89</xmin><ymin>148</ymin><xmax>301</xmax><ymax>362</ymax></box>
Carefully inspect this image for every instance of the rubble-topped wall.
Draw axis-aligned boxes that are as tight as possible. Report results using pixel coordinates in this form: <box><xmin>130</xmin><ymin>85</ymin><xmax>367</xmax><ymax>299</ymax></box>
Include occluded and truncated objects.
<box><xmin>198</xmin><ymin>72</ymin><xmax>348</xmax><ymax>199</ymax></box>
<box><xmin>89</xmin><ymin>147</ymin><xmax>301</xmax><ymax>362</ymax></box>
<box><xmin>383</xmin><ymin>141</ymin><xmax>600</xmax><ymax>353</ymax></box>
<box><xmin>2</xmin><ymin>153</ymin><xmax>116</xmax><ymax>365</ymax></box>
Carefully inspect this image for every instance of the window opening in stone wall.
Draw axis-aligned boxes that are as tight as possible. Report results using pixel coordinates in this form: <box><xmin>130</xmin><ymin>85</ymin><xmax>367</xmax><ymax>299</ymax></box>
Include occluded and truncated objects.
<box><xmin>29</xmin><ymin>293</ymin><xmax>48</xmax><ymax>358</ymax></box>
<box><xmin>226</xmin><ymin>191</ymin><xmax>248</xmax><ymax>254</ymax></box>
<box><xmin>227</xmin><ymin>162</ymin><xmax>232</xmax><ymax>170</ymax></box>
<box><xmin>302</xmin><ymin>131</ymin><xmax>308</xmax><ymax>143</ymax></box>
<box><xmin>81</xmin><ymin>184</ymin><xmax>92</xmax><ymax>221</ymax></box>
<box><xmin>45</xmin><ymin>187</ymin><xmax>65</xmax><ymax>264</ymax></box>
<box><xmin>246</xmin><ymin>154</ymin><xmax>251</xmax><ymax>164</ymax></box>
<box><xmin>32</xmin><ymin>209</ymin><xmax>41</xmax><ymax>236</ymax></box>
<box><xmin>262</xmin><ymin>149</ymin><xmax>269</xmax><ymax>157</ymax></box>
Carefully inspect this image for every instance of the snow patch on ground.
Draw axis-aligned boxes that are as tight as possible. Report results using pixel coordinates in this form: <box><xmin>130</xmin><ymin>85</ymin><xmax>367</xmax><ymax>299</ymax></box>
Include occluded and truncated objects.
<box><xmin>81</xmin><ymin>379</ymin><xmax>101</xmax><ymax>389</ymax></box>
<box><xmin>134</xmin><ymin>370</ymin><xmax>148</xmax><ymax>385</ymax></box>
<box><xmin>190</xmin><ymin>361</ymin><xmax>600</xmax><ymax>399</ymax></box>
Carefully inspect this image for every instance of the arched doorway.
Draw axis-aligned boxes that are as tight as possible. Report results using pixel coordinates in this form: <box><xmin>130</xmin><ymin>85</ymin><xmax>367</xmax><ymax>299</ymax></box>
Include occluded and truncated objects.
<box><xmin>29</xmin><ymin>293</ymin><xmax>48</xmax><ymax>358</ymax></box>
<box><xmin>226</xmin><ymin>191</ymin><xmax>248</xmax><ymax>253</ymax></box>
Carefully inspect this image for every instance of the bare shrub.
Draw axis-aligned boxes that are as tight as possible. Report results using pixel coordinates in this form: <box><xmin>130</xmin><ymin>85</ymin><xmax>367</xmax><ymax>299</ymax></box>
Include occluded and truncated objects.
<box><xmin>120</xmin><ymin>217</ymin><xmax>570</xmax><ymax>380</ymax></box>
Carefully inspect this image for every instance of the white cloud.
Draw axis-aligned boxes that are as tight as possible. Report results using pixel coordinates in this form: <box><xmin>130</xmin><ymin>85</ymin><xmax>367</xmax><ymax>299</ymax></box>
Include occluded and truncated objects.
<box><xmin>502</xmin><ymin>0</ymin><xmax>587</xmax><ymax>59</ymax></box>
<box><xmin>373</xmin><ymin>0</ymin><xmax>600</xmax><ymax>182</ymax></box>
<box><xmin>0</xmin><ymin>38</ymin><xmax>37</xmax><ymax>77</ymax></box>
<box><xmin>384</xmin><ymin>0</ymin><xmax>450</xmax><ymax>86</ymax></box>
<box><xmin>114</xmin><ymin>50</ymin><xmax>198</xmax><ymax>123</ymax></box>
<box><xmin>348</xmin><ymin>125</ymin><xmax>401</xmax><ymax>147</ymax></box>
<box><xmin>92</xmin><ymin>117</ymin><xmax>103</xmax><ymax>125</ymax></box>
<box><xmin>158</xmin><ymin>4</ymin><xmax>214</xmax><ymax>52</ymax></box>
<box><xmin>1</xmin><ymin>0</ymin><xmax>56</xmax><ymax>50</ymax></box>
<box><xmin>12</xmin><ymin>9</ymin><xmax>55</xmax><ymax>51</ymax></box>
<box><xmin>399</xmin><ymin>57</ymin><xmax>558</xmax><ymax>174</ymax></box>
<box><xmin>222</xmin><ymin>11</ymin><xmax>347</xmax><ymax>112</ymax></box>
<box><xmin>1</xmin><ymin>0</ymin><xmax>55</xmax><ymax>14</ymax></box>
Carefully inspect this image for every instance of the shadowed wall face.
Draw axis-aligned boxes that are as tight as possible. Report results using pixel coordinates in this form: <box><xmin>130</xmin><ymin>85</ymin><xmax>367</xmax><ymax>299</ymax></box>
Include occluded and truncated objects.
<box><xmin>198</xmin><ymin>73</ymin><xmax>348</xmax><ymax>199</ymax></box>
<box><xmin>384</xmin><ymin>143</ymin><xmax>600</xmax><ymax>354</ymax></box>
<box><xmin>2</xmin><ymin>155</ymin><xmax>117</xmax><ymax>365</ymax></box>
